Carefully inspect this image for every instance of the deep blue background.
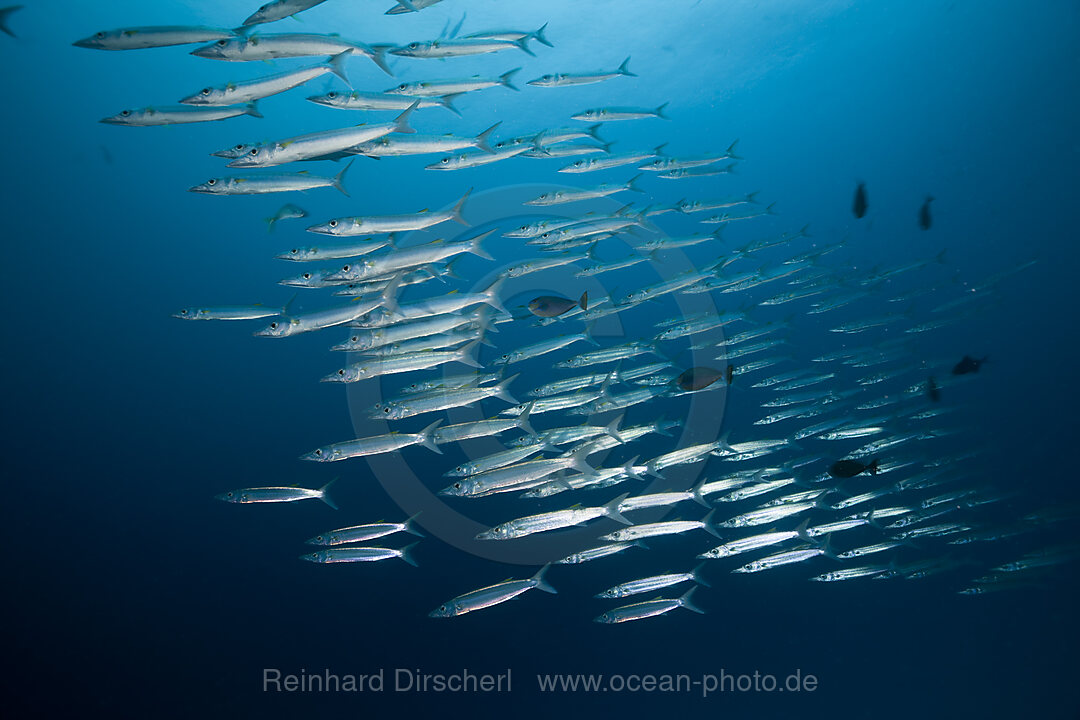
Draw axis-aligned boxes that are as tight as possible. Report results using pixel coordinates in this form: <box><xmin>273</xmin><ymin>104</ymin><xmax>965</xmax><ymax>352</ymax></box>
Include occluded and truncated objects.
<box><xmin>2</xmin><ymin>0</ymin><xmax>1078</xmax><ymax>717</ymax></box>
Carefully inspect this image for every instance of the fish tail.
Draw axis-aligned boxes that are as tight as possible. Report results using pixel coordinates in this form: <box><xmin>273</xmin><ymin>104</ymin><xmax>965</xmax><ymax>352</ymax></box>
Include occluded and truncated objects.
<box><xmin>514</xmin><ymin>37</ymin><xmax>535</xmax><ymax>56</ymax></box>
<box><xmin>404</xmin><ymin>512</ymin><xmax>425</xmax><ymax>538</ymax></box>
<box><xmin>626</xmin><ymin>173</ymin><xmax>645</xmax><ymax>193</ymax></box>
<box><xmin>244</xmin><ymin>101</ymin><xmax>263</xmax><ymax>118</ymax></box>
<box><xmin>479</xmin><ymin>276</ymin><xmax>507</xmax><ymax>314</ymax></box>
<box><xmin>531</xmin><ymin>564</ymin><xmax>557</xmax><ymax>594</ymax></box>
<box><xmin>439</xmin><ymin>93</ymin><xmax>463</xmax><ymax>116</ymax></box>
<box><xmin>332</xmin><ymin>159</ymin><xmax>352</xmax><ymax>197</ymax></box>
<box><xmin>393</xmin><ymin>100</ymin><xmax>419</xmax><ymax>134</ymax></box>
<box><xmin>618</xmin><ymin>56</ymin><xmax>636</xmax><ymax>77</ymax></box>
<box><xmin>702</xmin><ymin>509</ymin><xmax>721</xmax><ymax>538</ymax></box>
<box><xmin>655</xmin><ymin>101</ymin><xmax>670</xmax><ymax>119</ymax></box>
<box><xmin>604</xmin><ymin>414</ymin><xmax>625</xmax><ymax>443</ymax></box>
<box><xmin>679</xmin><ymin>586</ymin><xmax>705</xmax><ymax>614</ymax></box>
<box><xmin>318</xmin><ymin>477</ymin><xmax>339</xmax><ymax>510</ymax></box>
<box><xmin>399</xmin><ymin>541</ymin><xmax>420</xmax><ymax>567</ymax></box>
<box><xmin>622</xmin><ymin>456</ymin><xmax>643</xmax><ymax>481</ymax></box>
<box><xmin>516</xmin><ymin>401</ymin><xmax>537</xmax><ymax>437</ymax></box>
<box><xmin>264</xmin><ymin>216</ymin><xmax>277</xmax><ymax>232</ymax></box>
<box><xmin>453</xmin><ymin>187</ymin><xmax>475</xmax><ymax>226</ymax></box>
<box><xmin>457</xmin><ymin>339</ymin><xmax>483</xmax><ymax>369</ymax></box>
<box><xmin>604</xmin><ymin>493</ymin><xmax>632</xmax><ymax>524</ymax></box>
<box><xmin>578</xmin><ymin>290</ymin><xmax>588</xmax><ymax>312</ymax></box>
<box><xmin>495</xmin><ymin>373</ymin><xmax>520</xmax><ymax>405</ymax></box>
<box><xmin>692</xmin><ymin>563</ymin><xmax>712</xmax><ymax>588</ymax></box>
<box><xmin>533</xmin><ymin>22</ymin><xmax>553</xmax><ymax>48</ymax></box>
<box><xmin>0</xmin><ymin>4</ymin><xmax>20</xmax><ymax>37</ymax></box>
<box><xmin>500</xmin><ymin>67</ymin><xmax>521</xmax><ymax>91</ymax></box>
<box><xmin>867</xmin><ymin>458</ymin><xmax>880</xmax><ymax>475</ymax></box>
<box><xmin>369</xmin><ymin>44</ymin><xmax>395</xmax><ymax>76</ymax></box>
<box><xmin>690</xmin><ymin>479</ymin><xmax>709</xmax><ymax>508</ymax></box>
<box><xmin>465</xmin><ymin>226</ymin><xmax>493</xmax><ymax>258</ymax></box>
<box><xmin>475</xmin><ymin>122</ymin><xmax>501</xmax><ymax>153</ymax></box>
<box><xmin>586</xmin><ymin>123</ymin><xmax>606</xmax><ymax>142</ymax></box>
<box><xmin>327</xmin><ymin>50</ymin><xmax>351</xmax><ymax>87</ymax></box>
<box><xmin>419</xmin><ymin>420</ymin><xmax>444</xmax><ymax>454</ymax></box>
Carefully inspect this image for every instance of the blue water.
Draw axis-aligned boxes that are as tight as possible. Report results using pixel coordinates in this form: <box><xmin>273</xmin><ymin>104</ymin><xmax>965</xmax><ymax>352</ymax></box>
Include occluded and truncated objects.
<box><xmin>3</xmin><ymin>0</ymin><xmax>1079</xmax><ymax>716</ymax></box>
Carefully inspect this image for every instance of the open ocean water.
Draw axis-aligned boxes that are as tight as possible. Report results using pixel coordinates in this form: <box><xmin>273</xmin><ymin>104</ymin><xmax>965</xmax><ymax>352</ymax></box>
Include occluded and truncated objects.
<box><xmin>2</xmin><ymin>0</ymin><xmax>1079</xmax><ymax>717</ymax></box>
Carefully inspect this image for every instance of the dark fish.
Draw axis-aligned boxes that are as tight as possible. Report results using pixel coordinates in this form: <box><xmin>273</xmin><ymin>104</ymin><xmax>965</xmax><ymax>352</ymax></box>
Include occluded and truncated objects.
<box><xmin>853</xmin><ymin>181</ymin><xmax>868</xmax><ymax>219</ymax></box>
<box><xmin>919</xmin><ymin>195</ymin><xmax>934</xmax><ymax>230</ymax></box>
<box><xmin>927</xmin><ymin>376</ymin><xmax>940</xmax><ymax>402</ymax></box>
<box><xmin>952</xmin><ymin>355</ymin><xmax>987</xmax><ymax>375</ymax></box>
<box><xmin>528</xmin><ymin>291</ymin><xmax>587</xmax><ymax>318</ymax></box>
<box><xmin>675</xmin><ymin>366</ymin><xmax>724</xmax><ymax>392</ymax></box>
<box><xmin>0</xmin><ymin>5</ymin><xmax>22</xmax><ymax>38</ymax></box>
<box><xmin>828</xmin><ymin>458</ymin><xmax>880</xmax><ymax>479</ymax></box>
<box><xmin>726</xmin><ymin>365</ymin><xmax>734</xmax><ymax>385</ymax></box>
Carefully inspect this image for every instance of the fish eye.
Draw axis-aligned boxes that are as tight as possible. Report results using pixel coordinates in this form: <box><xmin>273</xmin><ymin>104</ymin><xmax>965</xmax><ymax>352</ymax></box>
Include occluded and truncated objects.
<box><xmin>440</xmin><ymin>158</ymin><xmax>449</xmax><ymax>164</ymax></box>
<box><xmin>216</xmin><ymin>39</ymin><xmax>227</xmax><ymax>46</ymax></box>
<box><xmin>249</xmin><ymin>148</ymin><xmax>259</xmax><ymax>155</ymax></box>
<box><xmin>179</xmin><ymin>309</ymin><xmax>188</xmax><ymax>314</ymax></box>
<box><xmin>383</xmin><ymin>407</ymin><xmax>390</xmax><ymax>413</ymax></box>
<box><xmin>329</xmin><ymin>220</ymin><xmax>338</xmax><ymax>228</ymax></box>
<box><xmin>207</xmin><ymin>179</ymin><xmax>216</xmax><ymax>185</ymax></box>
<box><xmin>315</xmin><ymin>535</ymin><xmax>324</xmax><ymax>542</ymax></box>
<box><xmin>96</xmin><ymin>32</ymin><xmax>105</xmax><ymax>38</ymax></box>
<box><xmin>290</xmin><ymin>249</ymin><xmax>298</xmax><ymax>254</ymax></box>
<box><xmin>234</xmin><ymin>144</ymin><xmax>244</xmax><ymax>150</ymax></box>
<box><xmin>201</xmin><ymin>88</ymin><xmax>211</xmax><ymax>95</ymax></box>
<box><xmin>408</xmin><ymin>42</ymin><xmax>419</xmax><ymax>49</ymax></box>
<box><xmin>454</xmin><ymin>482</ymin><xmax>461</xmax><ymax>489</ymax></box>
<box><xmin>338</xmin><ymin>369</ymin><xmax>345</xmax><ymax>375</ymax></box>
<box><xmin>342</xmin><ymin>265</ymin><xmax>351</xmax><ymax>272</ymax></box>
<box><xmin>120</xmin><ymin>110</ymin><xmax>131</xmax><ymax>117</ymax></box>
<box><xmin>226</xmin><ymin>492</ymin><xmax>234</xmax><ymax>497</ymax></box>
<box><xmin>439</xmin><ymin>605</ymin><xmax>447</xmax><ymax>612</ymax></box>
<box><xmin>351</xmin><ymin>336</ymin><xmax>358</xmax><ymax>342</ymax></box>
<box><xmin>327</xmin><ymin>91</ymin><xmax>337</xmax><ymax>99</ymax></box>
<box><xmin>269</xmin><ymin>322</ymin><xmax>278</xmax><ymax>329</ymax></box>
<box><xmin>314</xmin><ymin>449</ymin><xmax>322</xmax><ymax>456</ymax></box>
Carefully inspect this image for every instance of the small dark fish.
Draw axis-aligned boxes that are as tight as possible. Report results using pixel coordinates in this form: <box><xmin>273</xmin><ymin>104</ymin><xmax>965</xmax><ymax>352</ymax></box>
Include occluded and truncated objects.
<box><xmin>919</xmin><ymin>195</ymin><xmax>934</xmax><ymax>230</ymax></box>
<box><xmin>0</xmin><ymin>5</ymin><xmax>22</xmax><ymax>38</ymax></box>
<box><xmin>927</xmin><ymin>376</ymin><xmax>940</xmax><ymax>402</ymax></box>
<box><xmin>828</xmin><ymin>458</ymin><xmax>879</xmax><ymax>479</ymax></box>
<box><xmin>853</xmin><ymin>181</ymin><xmax>868</xmax><ymax>219</ymax></box>
<box><xmin>726</xmin><ymin>365</ymin><xmax>734</xmax><ymax>385</ymax></box>
<box><xmin>528</xmin><ymin>291</ymin><xmax>587</xmax><ymax>318</ymax></box>
<box><xmin>952</xmin><ymin>355</ymin><xmax>987</xmax><ymax>375</ymax></box>
<box><xmin>675</xmin><ymin>366</ymin><xmax>724</xmax><ymax>392</ymax></box>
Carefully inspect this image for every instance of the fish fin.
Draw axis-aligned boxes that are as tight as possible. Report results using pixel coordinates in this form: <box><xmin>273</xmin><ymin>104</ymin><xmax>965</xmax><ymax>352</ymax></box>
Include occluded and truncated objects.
<box><xmin>495</xmin><ymin>373</ymin><xmax>520</xmax><ymax>405</ymax></box>
<box><xmin>404</xmin><ymin>511</ymin><xmax>425</xmax><ymax>537</ymax></box>
<box><xmin>438</xmin><ymin>93</ymin><xmax>463</xmax><ymax>116</ymax></box>
<box><xmin>795</xmin><ymin>518</ymin><xmax>812</xmax><ymax>542</ymax></box>
<box><xmin>479</xmin><ymin>276</ymin><xmax>507</xmax><ymax>314</ymax></box>
<box><xmin>517</xmin><ymin>401</ymin><xmax>537</xmax><ymax>436</ymax></box>
<box><xmin>475</xmin><ymin>122</ymin><xmax>500</xmax><ymax>153</ymax></box>
<box><xmin>367</xmin><ymin>44</ymin><xmax>395</xmax><ymax>76</ymax></box>
<box><xmin>702</xmin><ymin>509</ymin><xmax>721</xmax><ymax>538</ymax></box>
<box><xmin>467</xmin><ymin>226</ymin><xmax>494</xmax><ymax>257</ymax></box>
<box><xmin>691</xmin><ymin>479</ymin><xmax>709</xmax><ymax>508</ymax></box>
<box><xmin>378</xmin><ymin>271</ymin><xmax>405</xmax><ymax>316</ymax></box>
<box><xmin>392</xmin><ymin>100</ymin><xmax>419</xmax><ymax>134</ymax></box>
<box><xmin>679</xmin><ymin>586</ymin><xmax>705</xmax><ymax>614</ymax></box>
<box><xmin>318</xmin><ymin>477</ymin><xmax>339</xmax><ymax>510</ymax></box>
<box><xmin>500</xmin><ymin>67</ymin><xmax>521</xmax><ymax>91</ymax></box>
<box><xmin>244</xmin><ymin>102</ymin><xmax>263</xmax><ymax>118</ymax></box>
<box><xmin>533</xmin><ymin>23</ymin><xmax>553</xmax><ymax>47</ymax></box>
<box><xmin>626</xmin><ymin>173</ymin><xmax>645</xmax><ymax>193</ymax></box>
<box><xmin>457</xmin><ymin>339</ymin><xmax>483</xmax><ymax>368</ymax></box>
<box><xmin>621</xmin><ymin>456</ymin><xmax>643</xmax><ymax>481</ymax></box>
<box><xmin>327</xmin><ymin>50</ymin><xmax>351</xmax><ymax>87</ymax></box>
<box><xmin>692</xmin><ymin>563</ymin><xmax>711</xmax><ymax>588</ymax></box>
<box><xmin>399</xmin><ymin>541</ymin><xmax>420</xmax><ymax>567</ymax></box>
<box><xmin>332</xmin><ymin>159</ymin><xmax>352</xmax><ymax>196</ymax></box>
<box><xmin>514</xmin><ymin>37</ymin><xmax>535</xmax><ymax>56</ymax></box>
<box><xmin>653</xmin><ymin>142</ymin><xmax>668</xmax><ymax>156</ymax></box>
<box><xmin>531</xmin><ymin>564</ymin><xmax>557</xmax><ymax>594</ymax></box>
<box><xmin>578</xmin><ymin>290</ymin><xmax>588</xmax><ymax>311</ymax></box>
<box><xmin>0</xmin><ymin>4</ymin><xmax>21</xmax><ymax>37</ymax></box>
<box><xmin>419</xmin><ymin>419</ymin><xmax>444</xmax><ymax>453</ymax></box>
<box><xmin>451</xmin><ymin>187</ymin><xmax>472</xmax><ymax>225</ymax></box>
<box><xmin>604</xmin><ymin>493</ymin><xmax>632</xmax><ymax>524</ymax></box>
<box><xmin>604</xmin><ymin>414</ymin><xmax>625</xmax><ymax>443</ymax></box>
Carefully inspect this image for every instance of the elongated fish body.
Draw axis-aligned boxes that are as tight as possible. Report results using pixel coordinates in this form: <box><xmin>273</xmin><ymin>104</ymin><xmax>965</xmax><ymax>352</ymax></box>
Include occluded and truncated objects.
<box><xmin>526</xmin><ymin>178</ymin><xmax>641</xmax><ymax>206</ymax></box>
<box><xmin>595</xmin><ymin>587</ymin><xmax>703</xmax><ymax>624</ymax></box>
<box><xmin>332</xmin><ymin>310</ymin><xmax>485</xmax><ymax>351</ymax></box>
<box><xmin>180</xmin><ymin>57</ymin><xmax>348</xmax><ymax>106</ymax></box>
<box><xmin>309</xmin><ymin>90</ymin><xmax>458</xmax><ymax>113</ymax></box>
<box><xmin>429</xmin><ymin>566</ymin><xmax>555</xmax><ymax>617</ymax></box>
<box><xmin>700</xmin><ymin>527</ymin><xmax>804</xmax><ymax>559</ymax></box>
<box><xmin>357</xmin><ymin>329</ymin><xmax>479</xmax><ymax>359</ymax></box>
<box><xmin>189</xmin><ymin>164</ymin><xmax>350</xmax><ymax>196</ymax></box>
<box><xmin>350</xmin><ymin>279</ymin><xmax>505</xmax><ymax>323</ymax></box>
<box><xmin>385</xmin><ymin>70</ymin><xmax>520</xmax><ymax>97</ymax></box>
<box><xmin>441</xmin><ymin>449</ymin><xmax>596</xmax><ymax>498</ymax></box>
<box><xmin>254</xmin><ymin>292</ymin><xmax>391</xmax><ymax>338</ymax></box>
<box><xmin>301</xmin><ymin>544</ymin><xmax>418</xmax><ymax>565</ymax></box>
<box><xmin>215</xmin><ymin>480</ymin><xmax>336</xmax><ymax>508</ymax></box>
<box><xmin>529</xmin><ymin>58</ymin><xmax>634</xmax><ymax>87</ymax></box>
<box><xmin>173</xmin><ymin>305</ymin><xmax>283</xmax><ymax>321</ymax></box>
<box><xmin>476</xmin><ymin>494</ymin><xmax>630</xmax><ymax>539</ymax></box>
<box><xmin>718</xmin><ymin>501</ymin><xmax>817</xmax><ymax>529</ymax></box>
<box><xmin>308</xmin><ymin>189</ymin><xmax>469</xmax><ymax>236</ymax></box>
<box><xmin>597</xmin><ymin>566</ymin><xmax>706</xmax><ymax>599</ymax></box>
<box><xmin>398</xmin><ymin>372</ymin><xmax>502</xmax><ymax>396</ymax></box>
<box><xmin>387</xmin><ymin>0</ymin><xmax>440</xmax><ymax>13</ymax></box>
<box><xmin>493</xmin><ymin>333</ymin><xmax>594</xmax><ymax>365</ymax></box>
<box><xmin>558</xmin><ymin>542</ymin><xmax>640</xmax><ymax>564</ymax></box>
<box><xmin>660</xmin><ymin>164</ymin><xmax>737</xmax><ymax>180</ymax></box>
<box><xmin>570</xmin><ymin>386</ymin><xmax>668</xmax><ymax>416</ymax></box>
<box><xmin>377</xmin><ymin>375</ymin><xmax>518</xmax><ymax>420</ymax></box>
<box><xmin>433</xmin><ymin>413</ymin><xmax>534</xmax><ymax>444</ymax></box>
<box><xmin>576</xmin><ymin>255</ymin><xmax>649</xmax><ymax>277</ymax></box>
<box><xmin>323</xmin><ymin>341</ymin><xmax>482</xmax><ymax>383</ymax></box>
<box><xmin>351</xmin><ymin>130</ymin><xmax>497</xmax><ymax>157</ymax></box>
<box><xmin>836</xmin><ymin>541</ymin><xmax>905</xmax><ymax>560</ymax></box>
<box><xmin>810</xmin><ymin>566</ymin><xmax>887</xmax><ymax>582</ymax></box>
<box><xmin>600</xmin><ymin>515</ymin><xmax>717</xmax><ymax>543</ymax></box>
<box><xmin>559</xmin><ymin>148</ymin><xmax>659</xmax><ymax>173</ymax></box>
<box><xmin>447</xmin><ymin>442</ymin><xmax>547</xmax><ymax>478</ymax></box>
<box><xmin>242</xmin><ymin>0</ymin><xmax>331</xmax><ymax>27</ymax></box>
<box><xmin>301</xmin><ymin>420</ymin><xmax>442</xmax><ymax>461</ymax></box>
<box><xmin>306</xmin><ymin>516</ymin><xmax>423</xmax><ymax>545</ymax></box>
<box><xmin>193</xmin><ymin>33</ymin><xmax>392</xmax><ymax>74</ymax></box>
<box><xmin>733</xmin><ymin>546</ymin><xmax>826</xmax><ymax>573</ymax></box>
<box><xmin>645</xmin><ymin>442</ymin><xmax>724</xmax><ymax>474</ymax></box>
<box><xmin>573</xmin><ymin>103</ymin><xmax>669</xmax><ymax>122</ymax></box>
<box><xmin>391</xmin><ymin>38</ymin><xmax>530</xmax><ymax>59</ymax></box>
<box><xmin>75</xmin><ymin>26</ymin><xmax>234</xmax><ymax>50</ymax></box>
<box><xmin>278</xmin><ymin>237</ymin><xmax>391</xmax><ymax>263</ymax></box>
<box><xmin>530</xmin><ymin>371</ymin><xmax>612</xmax><ymax>397</ymax></box>
<box><xmin>100</xmin><ymin>103</ymin><xmax>261</xmax><ymax>126</ymax></box>
<box><xmin>327</xmin><ymin>234</ymin><xmax>488</xmax><ymax>283</ymax></box>
<box><xmin>617</xmin><ymin>488</ymin><xmax>703</xmax><ymax>513</ymax></box>
<box><xmin>427</xmin><ymin>144</ymin><xmax>532</xmax><ymax>170</ymax></box>
<box><xmin>266</xmin><ymin>203</ymin><xmax>308</xmax><ymax>231</ymax></box>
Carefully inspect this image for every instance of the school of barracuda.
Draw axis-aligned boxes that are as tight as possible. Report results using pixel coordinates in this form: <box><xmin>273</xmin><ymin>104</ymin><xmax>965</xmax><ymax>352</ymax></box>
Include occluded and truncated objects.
<box><xmin>82</xmin><ymin>0</ymin><xmax>1075</xmax><ymax>623</ymax></box>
